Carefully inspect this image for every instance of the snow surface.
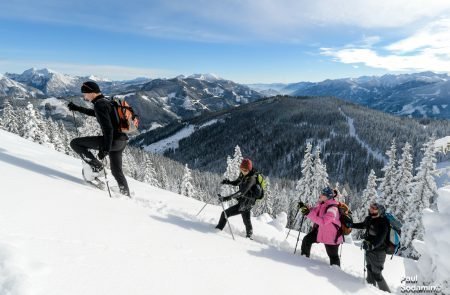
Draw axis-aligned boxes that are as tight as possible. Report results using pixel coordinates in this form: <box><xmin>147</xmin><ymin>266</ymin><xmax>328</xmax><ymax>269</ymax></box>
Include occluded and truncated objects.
<box><xmin>0</xmin><ymin>130</ymin><xmax>408</xmax><ymax>294</ymax></box>
<box><xmin>435</xmin><ymin>136</ymin><xmax>450</xmax><ymax>154</ymax></box>
<box><xmin>407</xmin><ymin>186</ymin><xmax>450</xmax><ymax>294</ymax></box>
<box><xmin>144</xmin><ymin>120</ymin><xmax>219</xmax><ymax>154</ymax></box>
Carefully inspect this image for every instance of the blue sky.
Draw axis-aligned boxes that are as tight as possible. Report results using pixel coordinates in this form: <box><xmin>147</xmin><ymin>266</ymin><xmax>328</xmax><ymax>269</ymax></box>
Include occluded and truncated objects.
<box><xmin>1</xmin><ymin>0</ymin><xmax>450</xmax><ymax>83</ymax></box>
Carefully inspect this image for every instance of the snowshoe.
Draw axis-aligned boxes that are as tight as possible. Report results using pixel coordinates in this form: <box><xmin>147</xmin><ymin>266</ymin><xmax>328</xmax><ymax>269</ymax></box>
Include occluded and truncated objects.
<box><xmin>82</xmin><ymin>163</ymin><xmax>105</xmax><ymax>190</ymax></box>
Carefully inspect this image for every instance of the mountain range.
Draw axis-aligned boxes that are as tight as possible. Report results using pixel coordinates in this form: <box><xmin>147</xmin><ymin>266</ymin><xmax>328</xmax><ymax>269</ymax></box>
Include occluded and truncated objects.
<box><xmin>249</xmin><ymin>72</ymin><xmax>450</xmax><ymax>119</ymax></box>
<box><xmin>2</xmin><ymin>68</ymin><xmax>450</xmax><ymax>130</ymax></box>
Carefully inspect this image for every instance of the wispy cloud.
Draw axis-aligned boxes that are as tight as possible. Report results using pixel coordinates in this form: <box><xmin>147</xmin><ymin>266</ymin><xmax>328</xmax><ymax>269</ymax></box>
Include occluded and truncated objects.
<box><xmin>321</xmin><ymin>18</ymin><xmax>450</xmax><ymax>73</ymax></box>
<box><xmin>0</xmin><ymin>59</ymin><xmax>174</xmax><ymax>80</ymax></box>
<box><xmin>2</xmin><ymin>0</ymin><xmax>450</xmax><ymax>42</ymax></box>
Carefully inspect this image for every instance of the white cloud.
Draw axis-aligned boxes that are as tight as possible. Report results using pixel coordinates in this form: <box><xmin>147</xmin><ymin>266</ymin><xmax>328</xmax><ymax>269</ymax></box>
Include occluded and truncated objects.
<box><xmin>321</xmin><ymin>18</ymin><xmax>450</xmax><ymax>73</ymax></box>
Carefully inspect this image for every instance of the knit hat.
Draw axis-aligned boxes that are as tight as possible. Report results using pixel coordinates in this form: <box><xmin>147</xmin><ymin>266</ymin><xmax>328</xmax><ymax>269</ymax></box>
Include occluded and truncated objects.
<box><xmin>371</xmin><ymin>202</ymin><xmax>386</xmax><ymax>216</ymax></box>
<box><xmin>240</xmin><ymin>158</ymin><xmax>253</xmax><ymax>171</ymax></box>
<box><xmin>81</xmin><ymin>81</ymin><xmax>101</xmax><ymax>93</ymax></box>
<box><xmin>321</xmin><ymin>186</ymin><xmax>334</xmax><ymax>199</ymax></box>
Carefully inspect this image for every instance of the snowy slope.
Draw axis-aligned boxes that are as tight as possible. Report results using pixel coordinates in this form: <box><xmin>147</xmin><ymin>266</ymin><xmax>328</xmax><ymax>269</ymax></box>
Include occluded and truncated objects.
<box><xmin>0</xmin><ymin>130</ymin><xmax>406</xmax><ymax>295</ymax></box>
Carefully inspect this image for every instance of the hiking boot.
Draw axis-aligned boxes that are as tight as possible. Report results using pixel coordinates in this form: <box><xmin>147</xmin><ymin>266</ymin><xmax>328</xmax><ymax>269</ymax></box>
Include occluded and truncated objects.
<box><xmin>246</xmin><ymin>230</ymin><xmax>253</xmax><ymax>239</ymax></box>
<box><xmin>119</xmin><ymin>186</ymin><xmax>131</xmax><ymax>198</ymax></box>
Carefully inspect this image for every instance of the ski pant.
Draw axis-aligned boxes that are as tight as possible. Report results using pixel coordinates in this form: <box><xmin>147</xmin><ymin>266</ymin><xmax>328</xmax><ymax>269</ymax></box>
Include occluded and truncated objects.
<box><xmin>300</xmin><ymin>228</ymin><xmax>341</xmax><ymax>267</ymax></box>
<box><xmin>70</xmin><ymin>136</ymin><xmax>129</xmax><ymax>194</ymax></box>
<box><xmin>365</xmin><ymin>249</ymin><xmax>391</xmax><ymax>292</ymax></box>
<box><xmin>216</xmin><ymin>203</ymin><xmax>252</xmax><ymax>236</ymax></box>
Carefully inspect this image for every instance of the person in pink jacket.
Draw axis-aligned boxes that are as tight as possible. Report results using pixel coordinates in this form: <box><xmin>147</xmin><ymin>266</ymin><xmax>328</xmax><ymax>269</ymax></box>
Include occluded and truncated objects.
<box><xmin>298</xmin><ymin>187</ymin><xmax>343</xmax><ymax>266</ymax></box>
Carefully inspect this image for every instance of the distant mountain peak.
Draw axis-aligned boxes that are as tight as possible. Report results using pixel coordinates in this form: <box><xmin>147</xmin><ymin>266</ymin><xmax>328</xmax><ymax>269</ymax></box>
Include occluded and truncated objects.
<box><xmin>187</xmin><ymin>73</ymin><xmax>222</xmax><ymax>82</ymax></box>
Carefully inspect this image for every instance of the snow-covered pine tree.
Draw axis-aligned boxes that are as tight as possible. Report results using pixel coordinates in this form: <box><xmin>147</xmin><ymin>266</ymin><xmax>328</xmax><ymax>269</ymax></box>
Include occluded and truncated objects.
<box><xmin>34</xmin><ymin>109</ymin><xmax>51</xmax><ymax>147</ymax></box>
<box><xmin>380</xmin><ymin>139</ymin><xmax>398</xmax><ymax>208</ymax></box>
<box><xmin>295</xmin><ymin>143</ymin><xmax>315</xmax><ymax>204</ymax></box>
<box><xmin>142</xmin><ymin>153</ymin><xmax>158</xmax><ymax>187</ymax></box>
<box><xmin>294</xmin><ymin>143</ymin><xmax>317</xmax><ymax>231</ymax></box>
<box><xmin>78</xmin><ymin>116</ymin><xmax>99</xmax><ymax>136</ymax></box>
<box><xmin>47</xmin><ymin>118</ymin><xmax>64</xmax><ymax>152</ymax></box>
<box><xmin>220</xmin><ymin>145</ymin><xmax>243</xmax><ymax>197</ymax></box>
<box><xmin>0</xmin><ymin>100</ymin><xmax>20</xmax><ymax>134</ymax></box>
<box><xmin>57</xmin><ymin>121</ymin><xmax>74</xmax><ymax>156</ymax></box>
<box><xmin>272</xmin><ymin>184</ymin><xmax>289</xmax><ymax>218</ymax></box>
<box><xmin>392</xmin><ymin>142</ymin><xmax>414</xmax><ymax>222</ymax></box>
<box><xmin>253</xmin><ymin>176</ymin><xmax>273</xmax><ymax>217</ymax></box>
<box><xmin>158</xmin><ymin>165</ymin><xmax>169</xmax><ymax>190</ymax></box>
<box><xmin>311</xmin><ymin>146</ymin><xmax>329</xmax><ymax>202</ymax></box>
<box><xmin>180</xmin><ymin>164</ymin><xmax>195</xmax><ymax>198</ymax></box>
<box><xmin>402</xmin><ymin>138</ymin><xmax>439</xmax><ymax>258</ymax></box>
<box><xmin>354</xmin><ymin>169</ymin><xmax>378</xmax><ymax>239</ymax></box>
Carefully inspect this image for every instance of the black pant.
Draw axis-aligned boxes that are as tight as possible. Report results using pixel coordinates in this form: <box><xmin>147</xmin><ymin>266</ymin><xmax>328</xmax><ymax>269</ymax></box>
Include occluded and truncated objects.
<box><xmin>300</xmin><ymin>228</ymin><xmax>341</xmax><ymax>267</ymax></box>
<box><xmin>365</xmin><ymin>249</ymin><xmax>390</xmax><ymax>292</ymax></box>
<box><xmin>70</xmin><ymin>136</ymin><xmax>129</xmax><ymax>193</ymax></box>
<box><xmin>216</xmin><ymin>203</ymin><xmax>252</xmax><ymax>235</ymax></box>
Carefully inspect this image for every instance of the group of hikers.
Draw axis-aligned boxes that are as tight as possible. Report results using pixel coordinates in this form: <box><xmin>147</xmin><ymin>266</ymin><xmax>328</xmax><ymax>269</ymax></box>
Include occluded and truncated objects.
<box><xmin>69</xmin><ymin>81</ymin><xmax>391</xmax><ymax>293</ymax></box>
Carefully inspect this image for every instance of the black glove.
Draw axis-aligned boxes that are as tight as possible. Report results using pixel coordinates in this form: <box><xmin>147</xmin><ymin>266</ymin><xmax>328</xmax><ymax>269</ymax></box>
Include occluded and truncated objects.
<box><xmin>98</xmin><ymin>149</ymin><xmax>109</xmax><ymax>160</ymax></box>
<box><xmin>68</xmin><ymin>102</ymin><xmax>80</xmax><ymax>112</ymax></box>
<box><xmin>300</xmin><ymin>205</ymin><xmax>310</xmax><ymax>216</ymax></box>
<box><xmin>221</xmin><ymin>179</ymin><xmax>231</xmax><ymax>185</ymax></box>
<box><xmin>362</xmin><ymin>240</ymin><xmax>373</xmax><ymax>251</ymax></box>
<box><xmin>217</xmin><ymin>194</ymin><xmax>231</xmax><ymax>202</ymax></box>
<box><xmin>297</xmin><ymin>201</ymin><xmax>305</xmax><ymax>210</ymax></box>
<box><xmin>345</xmin><ymin>220</ymin><xmax>354</xmax><ymax>228</ymax></box>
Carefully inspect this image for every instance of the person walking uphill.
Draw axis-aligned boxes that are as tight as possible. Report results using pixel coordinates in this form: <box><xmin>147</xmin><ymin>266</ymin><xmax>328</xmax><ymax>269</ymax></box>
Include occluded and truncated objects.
<box><xmin>215</xmin><ymin>158</ymin><xmax>261</xmax><ymax>239</ymax></box>
<box><xmin>68</xmin><ymin>81</ymin><xmax>130</xmax><ymax>197</ymax></box>
<box><xmin>349</xmin><ymin>203</ymin><xmax>391</xmax><ymax>293</ymax></box>
<box><xmin>298</xmin><ymin>187</ymin><xmax>343</xmax><ymax>266</ymax></box>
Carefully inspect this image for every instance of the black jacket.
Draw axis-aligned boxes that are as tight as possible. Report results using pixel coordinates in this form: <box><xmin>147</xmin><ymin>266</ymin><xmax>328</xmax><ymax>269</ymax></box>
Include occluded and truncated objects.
<box><xmin>225</xmin><ymin>169</ymin><xmax>259</xmax><ymax>211</ymax></box>
<box><xmin>76</xmin><ymin>95</ymin><xmax>128</xmax><ymax>151</ymax></box>
<box><xmin>353</xmin><ymin>215</ymin><xmax>389</xmax><ymax>251</ymax></box>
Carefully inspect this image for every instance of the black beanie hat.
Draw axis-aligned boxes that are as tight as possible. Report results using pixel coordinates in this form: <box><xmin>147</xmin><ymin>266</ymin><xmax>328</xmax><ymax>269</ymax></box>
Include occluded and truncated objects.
<box><xmin>81</xmin><ymin>81</ymin><xmax>101</xmax><ymax>93</ymax></box>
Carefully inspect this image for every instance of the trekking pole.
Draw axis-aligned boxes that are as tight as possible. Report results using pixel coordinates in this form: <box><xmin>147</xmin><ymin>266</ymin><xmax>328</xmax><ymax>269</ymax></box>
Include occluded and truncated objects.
<box><xmin>294</xmin><ymin>215</ymin><xmax>305</xmax><ymax>254</ymax></box>
<box><xmin>286</xmin><ymin>206</ymin><xmax>301</xmax><ymax>240</ymax></box>
<box><xmin>220</xmin><ymin>200</ymin><xmax>235</xmax><ymax>241</ymax></box>
<box><xmin>362</xmin><ymin>246</ymin><xmax>366</xmax><ymax>284</ymax></box>
<box><xmin>196</xmin><ymin>202</ymin><xmax>209</xmax><ymax>216</ymax></box>
<box><xmin>102</xmin><ymin>159</ymin><xmax>112</xmax><ymax>198</ymax></box>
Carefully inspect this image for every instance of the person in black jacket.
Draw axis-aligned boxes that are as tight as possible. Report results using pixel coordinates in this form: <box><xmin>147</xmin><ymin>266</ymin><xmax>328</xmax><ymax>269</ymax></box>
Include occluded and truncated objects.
<box><xmin>350</xmin><ymin>202</ymin><xmax>391</xmax><ymax>293</ymax></box>
<box><xmin>215</xmin><ymin>158</ymin><xmax>261</xmax><ymax>239</ymax></box>
<box><xmin>68</xmin><ymin>81</ymin><xmax>130</xmax><ymax>197</ymax></box>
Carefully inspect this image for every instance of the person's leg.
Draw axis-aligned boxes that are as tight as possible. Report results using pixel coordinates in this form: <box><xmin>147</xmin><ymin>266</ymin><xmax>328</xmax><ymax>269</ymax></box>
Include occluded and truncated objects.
<box><xmin>369</xmin><ymin>250</ymin><xmax>390</xmax><ymax>293</ymax></box>
<box><xmin>325</xmin><ymin>244</ymin><xmax>341</xmax><ymax>267</ymax></box>
<box><xmin>70</xmin><ymin>136</ymin><xmax>103</xmax><ymax>170</ymax></box>
<box><xmin>216</xmin><ymin>204</ymin><xmax>240</xmax><ymax>230</ymax></box>
<box><xmin>241</xmin><ymin>210</ymin><xmax>253</xmax><ymax>237</ymax></box>
<box><xmin>300</xmin><ymin>228</ymin><xmax>318</xmax><ymax>257</ymax></box>
<box><xmin>109</xmin><ymin>140</ymin><xmax>129</xmax><ymax>195</ymax></box>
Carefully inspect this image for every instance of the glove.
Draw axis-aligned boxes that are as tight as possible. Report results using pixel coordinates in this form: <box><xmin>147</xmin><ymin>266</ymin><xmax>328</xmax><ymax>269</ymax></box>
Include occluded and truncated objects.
<box><xmin>221</xmin><ymin>179</ymin><xmax>231</xmax><ymax>185</ymax></box>
<box><xmin>217</xmin><ymin>194</ymin><xmax>231</xmax><ymax>202</ymax></box>
<box><xmin>68</xmin><ymin>102</ymin><xmax>80</xmax><ymax>112</ymax></box>
<box><xmin>300</xmin><ymin>205</ymin><xmax>310</xmax><ymax>216</ymax></box>
<box><xmin>362</xmin><ymin>240</ymin><xmax>373</xmax><ymax>251</ymax></box>
<box><xmin>345</xmin><ymin>220</ymin><xmax>353</xmax><ymax>228</ymax></box>
<box><xmin>98</xmin><ymin>149</ymin><xmax>109</xmax><ymax>160</ymax></box>
<box><xmin>297</xmin><ymin>201</ymin><xmax>305</xmax><ymax>210</ymax></box>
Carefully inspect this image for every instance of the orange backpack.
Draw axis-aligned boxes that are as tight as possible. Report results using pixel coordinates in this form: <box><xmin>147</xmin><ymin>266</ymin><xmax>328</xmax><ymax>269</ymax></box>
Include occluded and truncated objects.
<box><xmin>111</xmin><ymin>97</ymin><xmax>139</xmax><ymax>134</ymax></box>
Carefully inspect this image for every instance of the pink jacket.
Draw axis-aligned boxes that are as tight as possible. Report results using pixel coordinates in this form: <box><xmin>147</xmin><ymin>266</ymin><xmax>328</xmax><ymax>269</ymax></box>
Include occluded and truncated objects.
<box><xmin>306</xmin><ymin>199</ymin><xmax>343</xmax><ymax>245</ymax></box>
